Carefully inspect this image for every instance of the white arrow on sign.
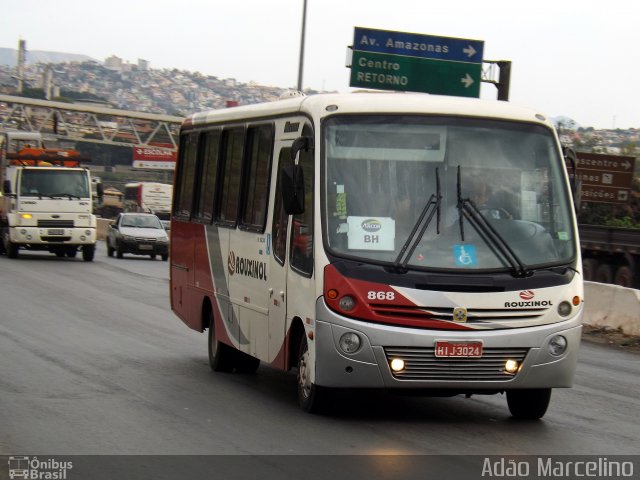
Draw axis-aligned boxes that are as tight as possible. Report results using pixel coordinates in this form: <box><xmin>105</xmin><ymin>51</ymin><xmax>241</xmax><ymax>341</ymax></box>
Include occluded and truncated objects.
<box><xmin>463</xmin><ymin>45</ymin><xmax>477</xmax><ymax>58</ymax></box>
<box><xmin>622</xmin><ymin>160</ymin><xmax>631</xmax><ymax>170</ymax></box>
<box><xmin>460</xmin><ymin>74</ymin><xmax>474</xmax><ymax>88</ymax></box>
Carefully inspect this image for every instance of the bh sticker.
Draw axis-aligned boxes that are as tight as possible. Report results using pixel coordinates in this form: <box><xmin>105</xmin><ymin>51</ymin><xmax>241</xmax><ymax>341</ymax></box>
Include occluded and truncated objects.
<box><xmin>454</xmin><ymin>244</ymin><xmax>477</xmax><ymax>267</ymax></box>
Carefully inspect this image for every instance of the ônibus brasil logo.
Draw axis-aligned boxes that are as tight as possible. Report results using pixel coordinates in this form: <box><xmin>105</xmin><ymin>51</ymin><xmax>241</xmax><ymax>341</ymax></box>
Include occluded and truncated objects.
<box><xmin>505</xmin><ymin>290</ymin><xmax>552</xmax><ymax>308</ymax></box>
<box><xmin>227</xmin><ymin>251</ymin><xmax>267</xmax><ymax>281</ymax></box>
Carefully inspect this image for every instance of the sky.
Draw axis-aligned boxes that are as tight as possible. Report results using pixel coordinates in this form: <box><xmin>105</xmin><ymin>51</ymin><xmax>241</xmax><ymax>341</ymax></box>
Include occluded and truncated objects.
<box><xmin>2</xmin><ymin>0</ymin><xmax>638</xmax><ymax>129</ymax></box>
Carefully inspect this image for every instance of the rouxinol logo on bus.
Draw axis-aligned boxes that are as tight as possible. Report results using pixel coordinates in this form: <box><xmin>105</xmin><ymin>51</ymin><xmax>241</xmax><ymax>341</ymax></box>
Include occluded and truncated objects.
<box><xmin>228</xmin><ymin>251</ymin><xmax>267</xmax><ymax>281</ymax></box>
<box><xmin>505</xmin><ymin>291</ymin><xmax>552</xmax><ymax>308</ymax></box>
<box><xmin>519</xmin><ymin>290</ymin><xmax>535</xmax><ymax>300</ymax></box>
<box><xmin>361</xmin><ymin>219</ymin><xmax>382</xmax><ymax>232</ymax></box>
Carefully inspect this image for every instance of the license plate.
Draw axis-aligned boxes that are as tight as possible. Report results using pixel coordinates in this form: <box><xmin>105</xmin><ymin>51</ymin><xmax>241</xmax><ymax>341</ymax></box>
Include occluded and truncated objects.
<box><xmin>139</xmin><ymin>244</ymin><xmax>153</xmax><ymax>250</ymax></box>
<box><xmin>434</xmin><ymin>341</ymin><xmax>483</xmax><ymax>358</ymax></box>
<box><xmin>48</xmin><ymin>229</ymin><xmax>64</xmax><ymax>235</ymax></box>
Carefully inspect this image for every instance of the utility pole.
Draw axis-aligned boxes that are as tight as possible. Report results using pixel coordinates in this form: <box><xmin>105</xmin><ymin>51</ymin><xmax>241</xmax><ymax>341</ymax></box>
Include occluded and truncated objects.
<box><xmin>17</xmin><ymin>39</ymin><xmax>27</xmax><ymax>94</ymax></box>
<box><xmin>297</xmin><ymin>0</ymin><xmax>308</xmax><ymax>91</ymax></box>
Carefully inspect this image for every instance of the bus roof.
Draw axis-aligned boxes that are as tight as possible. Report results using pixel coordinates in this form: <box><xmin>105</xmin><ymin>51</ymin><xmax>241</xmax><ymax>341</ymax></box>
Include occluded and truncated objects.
<box><xmin>183</xmin><ymin>92</ymin><xmax>555</xmax><ymax>131</ymax></box>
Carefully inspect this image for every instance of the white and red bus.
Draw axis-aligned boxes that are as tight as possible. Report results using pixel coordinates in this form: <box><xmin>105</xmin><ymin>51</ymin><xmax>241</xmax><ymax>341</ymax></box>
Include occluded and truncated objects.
<box><xmin>124</xmin><ymin>182</ymin><xmax>173</xmax><ymax>220</ymax></box>
<box><xmin>170</xmin><ymin>92</ymin><xmax>584</xmax><ymax>418</ymax></box>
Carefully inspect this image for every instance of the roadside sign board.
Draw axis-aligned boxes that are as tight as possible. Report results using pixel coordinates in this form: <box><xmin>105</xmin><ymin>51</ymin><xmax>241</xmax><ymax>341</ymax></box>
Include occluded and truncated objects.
<box><xmin>132</xmin><ymin>146</ymin><xmax>177</xmax><ymax>170</ymax></box>
<box><xmin>353</xmin><ymin>27</ymin><xmax>484</xmax><ymax>64</ymax></box>
<box><xmin>573</xmin><ymin>152</ymin><xmax>636</xmax><ymax>204</ymax></box>
<box><xmin>350</xmin><ymin>27</ymin><xmax>484</xmax><ymax>97</ymax></box>
<box><xmin>350</xmin><ymin>50</ymin><xmax>481</xmax><ymax>97</ymax></box>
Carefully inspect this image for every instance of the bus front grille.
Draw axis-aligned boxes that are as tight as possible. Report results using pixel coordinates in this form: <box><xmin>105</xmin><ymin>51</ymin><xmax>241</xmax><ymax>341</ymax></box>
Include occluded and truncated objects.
<box><xmin>384</xmin><ymin>346</ymin><xmax>529</xmax><ymax>381</ymax></box>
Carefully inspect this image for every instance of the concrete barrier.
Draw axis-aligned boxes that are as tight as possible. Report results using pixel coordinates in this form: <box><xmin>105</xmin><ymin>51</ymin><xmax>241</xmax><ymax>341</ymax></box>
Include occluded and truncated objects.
<box><xmin>583</xmin><ymin>281</ymin><xmax>640</xmax><ymax>336</ymax></box>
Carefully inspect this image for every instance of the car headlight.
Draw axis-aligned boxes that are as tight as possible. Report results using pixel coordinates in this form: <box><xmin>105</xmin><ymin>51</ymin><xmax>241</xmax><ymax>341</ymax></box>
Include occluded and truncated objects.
<box><xmin>122</xmin><ymin>234</ymin><xmax>135</xmax><ymax>241</ymax></box>
<box><xmin>157</xmin><ymin>236</ymin><xmax>169</xmax><ymax>243</ymax></box>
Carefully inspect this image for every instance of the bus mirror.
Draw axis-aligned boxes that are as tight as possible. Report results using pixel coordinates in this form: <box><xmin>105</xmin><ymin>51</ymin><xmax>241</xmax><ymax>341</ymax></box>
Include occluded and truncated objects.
<box><xmin>290</xmin><ymin>136</ymin><xmax>314</xmax><ymax>162</ymax></box>
<box><xmin>562</xmin><ymin>146</ymin><xmax>581</xmax><ymax>211</ymax></box>
<box><xmin>3</xmin><ymin>179</ymin><xmax>12</xmax><ymax>195</ymax></box>
<box><xmin>281</xmin><ymin>164</ymin><xmax>305</xmax><ymax>215</ymax></box>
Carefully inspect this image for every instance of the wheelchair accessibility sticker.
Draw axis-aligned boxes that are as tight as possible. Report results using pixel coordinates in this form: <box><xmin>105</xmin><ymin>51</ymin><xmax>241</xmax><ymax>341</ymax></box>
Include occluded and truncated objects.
<box><xmin>454</xmin><ymin>244</ymin><xmax>477</xmax><ymax>267</ymax></box>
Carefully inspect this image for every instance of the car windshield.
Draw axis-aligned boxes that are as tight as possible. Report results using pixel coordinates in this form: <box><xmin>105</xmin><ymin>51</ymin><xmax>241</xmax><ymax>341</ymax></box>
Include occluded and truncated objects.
<box><xmin>121</xmin><ymin>215</ymin><xmax>162</xmax><ymax>229</ymax></box>
<box><xmin>323</xmin><ymin>115</ymin><xmax>576</xmax><ymax>272</ymax></box>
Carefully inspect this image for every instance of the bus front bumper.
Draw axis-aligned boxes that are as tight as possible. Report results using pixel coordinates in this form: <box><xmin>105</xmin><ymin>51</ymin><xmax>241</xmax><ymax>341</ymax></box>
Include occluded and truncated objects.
<box><xmin>314</xmin><ymin>299</ymin><xmax>582</xmax><ymax>391</ymax></box>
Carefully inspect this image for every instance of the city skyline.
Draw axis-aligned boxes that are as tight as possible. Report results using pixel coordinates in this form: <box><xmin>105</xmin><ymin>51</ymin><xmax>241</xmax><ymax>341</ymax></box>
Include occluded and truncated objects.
<box><xmin>1</xmin><ymin>0</ymin><xmax>638</xmax><ymax>129</ymax></box>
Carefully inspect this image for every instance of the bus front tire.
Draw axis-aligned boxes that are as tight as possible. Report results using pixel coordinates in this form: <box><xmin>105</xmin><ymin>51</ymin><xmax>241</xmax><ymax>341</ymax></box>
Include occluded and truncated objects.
<box><xmin>208</xmin><ymin>318</ymin><xmax>235</xmax><ymax>373</ymax></box>
<box><xmin>297</xmin><ymin>335</ymin><xmax>332</xmax><ymax>413</ymax></box>
<box><xmin>506</xmin><ymin>388</ymin><xmax>551</xmax><ymax>420</ymax></box>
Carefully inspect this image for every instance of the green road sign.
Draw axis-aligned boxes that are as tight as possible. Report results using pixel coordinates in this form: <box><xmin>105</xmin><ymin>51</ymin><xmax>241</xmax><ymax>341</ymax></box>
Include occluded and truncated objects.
<box><xmin>350</xmin><ymin>50</ymin><xmax>481</xmax><ymax>97</ymax></box>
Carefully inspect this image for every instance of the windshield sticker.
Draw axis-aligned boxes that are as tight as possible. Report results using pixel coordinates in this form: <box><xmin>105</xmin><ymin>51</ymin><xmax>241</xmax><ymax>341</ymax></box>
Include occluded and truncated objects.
<box><xmin>454</xmin><ymin>244</ymin><xmax>477</xmax><ymax>267</ymax></box>
<box><xmin>557</xmin><ymin>231</ymin><xmax>569</xmax><ymax>240</ymax></box>
<box><xmin>347</xmin><ymin>216</ymin><xmax>395</xmax><ymax>251</ymax></box>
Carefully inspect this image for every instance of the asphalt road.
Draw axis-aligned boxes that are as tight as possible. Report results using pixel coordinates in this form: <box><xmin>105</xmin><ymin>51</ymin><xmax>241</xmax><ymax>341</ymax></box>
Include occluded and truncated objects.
<box><xmin>1</xmin><ymin>242</ymin><xmax>638</xmax><ymax>478</ymax></box>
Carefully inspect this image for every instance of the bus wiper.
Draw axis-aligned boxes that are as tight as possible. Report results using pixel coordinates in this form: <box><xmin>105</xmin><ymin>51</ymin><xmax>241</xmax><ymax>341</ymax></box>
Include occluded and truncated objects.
<box><xmin>456</xmin><ymin>166</ymin><xmax>530</xmax><ymax>278</ymax></box>
<box><xmin>393</xmin><ymin>168</ymin><xmax>442</xmax><ymax>270</ymax></box>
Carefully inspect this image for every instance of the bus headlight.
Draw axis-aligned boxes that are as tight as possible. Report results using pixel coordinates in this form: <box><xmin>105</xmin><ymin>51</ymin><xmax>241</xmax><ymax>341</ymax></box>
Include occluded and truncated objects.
<box><xmin>557</xmin><ymin>301</ymin><xmax>572</xmax><ymax>317</ymax></box>
<box><xmin>338</xmin><ymin>295</ymin><xmax>356</xmax><ymax>312</ymax></box>
<box><xmin>339</xmin><ymin>332</ymin><xmax>361</xmax><ymax>354</ymax></box>
<box><xmin>548</xmin><ymin>335</ymin><xmax>568</xmax><ymax>356</ymax></box>
<box><xmin>390</xmin><ymin>358</ymin><xmax>405</xmax><ymax>372</ymax></box>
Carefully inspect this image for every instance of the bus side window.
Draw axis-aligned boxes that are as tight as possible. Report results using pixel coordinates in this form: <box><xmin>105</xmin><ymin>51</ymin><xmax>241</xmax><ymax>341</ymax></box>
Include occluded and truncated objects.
<box><xmin>289</xmin><ymin>125</ymin><xmax>314</xmax><ymax>277</ymax></box>
<box><xmin>215</xmin><ymin>127</ymin><xmax>245</xmax><ymax>226</ymax></box>
<box><xmin>240</xmin><ymin>124</ymin><xmax>274</xmax><ymax>231</ymax></box>
<box><xmin>193</xmin><ymin>129</ymin><xmax>221</xmax><ymax>223</ymax></box>
<box><xmin>272</xmin><ymin>148</ymin><xmax>291</xmax><ymax>266</ymax></box>
<box><xmin>174</xmin><ymin>133</ymin><xmax>198</xmax><ymax>219</ymax></box>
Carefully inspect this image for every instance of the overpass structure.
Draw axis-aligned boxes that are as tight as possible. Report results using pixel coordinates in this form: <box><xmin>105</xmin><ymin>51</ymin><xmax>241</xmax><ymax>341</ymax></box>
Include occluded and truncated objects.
<box><xmin>0</xmin><ymin>94</ymin><xmax>184</xmax><ymax>150</ymax></box>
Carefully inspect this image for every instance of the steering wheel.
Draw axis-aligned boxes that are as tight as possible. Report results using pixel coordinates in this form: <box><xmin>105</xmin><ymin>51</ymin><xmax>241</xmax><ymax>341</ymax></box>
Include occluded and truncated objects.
<box><xmin>479</xmin><ymin>206</ymin><xmax>512</xmax><ymax>220</ymax></box>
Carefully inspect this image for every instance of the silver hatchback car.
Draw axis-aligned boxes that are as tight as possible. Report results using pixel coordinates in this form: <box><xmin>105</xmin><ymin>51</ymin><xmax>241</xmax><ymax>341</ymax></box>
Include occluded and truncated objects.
<box><xmin>106</xmin><ymin>212</ymin><xmax>169</xmax><ymax>260</ymax></box>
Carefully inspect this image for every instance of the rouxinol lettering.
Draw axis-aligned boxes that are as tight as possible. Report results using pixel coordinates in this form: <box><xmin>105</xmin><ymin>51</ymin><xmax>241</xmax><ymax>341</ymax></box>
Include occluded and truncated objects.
<box><xmin>235</xmin><ymin>256</ymin><xmax>267</xmax><ymax>281</ymax></box>
<box><xmin>504</xmin><ymin>301</ymin><xmax>553</xmax><ymax>308</ymax></box>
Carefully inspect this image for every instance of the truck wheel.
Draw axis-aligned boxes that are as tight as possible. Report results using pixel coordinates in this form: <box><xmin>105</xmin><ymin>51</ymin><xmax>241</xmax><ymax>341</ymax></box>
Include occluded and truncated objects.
<box><xmin>582</xmin><ymin>258</ymin><xmax>598</xmax><ymax>281</ymax></box>
<box><xmin>6</xmin><ymin>239</ymin><xmax>19</xmax><ymax>259</ymax></box>
<box><xmin>82</xmin><ymin>245</ymin><xmax>95</xmax><ymax>262</ymax></box>
<box><xmin>208</xmin><ymin>312</ymin><xmax>235</xmax><ymax>373</ymax></box>
<box><xmin>297</xmin><ymin>335</ymin><xmax>332</xmax><ymax>413</ymax></box>
<box><xmin>161</xmin><ymin>254</ymin><xmax>168</xmax><ymax>261</ymax></box>
<box><xmin>595</xmin><ymin>264</ymin><xmax>613</xmax><ymax>284</ymax></box>
<box><xmin>506</xmin><ymin>388</ymin><xmax>551</xmax><ymax>420</ymax></box>
<box><xmin>614</xmin><ymin>265</ymin><xmax>634</xmax><ymax>288</ymax></box>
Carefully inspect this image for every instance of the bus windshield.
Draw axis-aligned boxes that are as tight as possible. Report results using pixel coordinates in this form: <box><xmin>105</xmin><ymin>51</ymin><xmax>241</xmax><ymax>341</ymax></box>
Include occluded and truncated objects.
<box><xmin>323</xmin><ymin>115</ymin><xmax>576</xmax><ymax>272</ymax></box>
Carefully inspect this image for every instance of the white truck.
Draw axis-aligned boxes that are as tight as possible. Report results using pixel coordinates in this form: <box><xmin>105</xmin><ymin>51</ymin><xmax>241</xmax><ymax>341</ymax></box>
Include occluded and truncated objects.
<box><xmin>0</xmin><ymin>131</ymin><xmax>102</xmax><ymax>261</ymax></box>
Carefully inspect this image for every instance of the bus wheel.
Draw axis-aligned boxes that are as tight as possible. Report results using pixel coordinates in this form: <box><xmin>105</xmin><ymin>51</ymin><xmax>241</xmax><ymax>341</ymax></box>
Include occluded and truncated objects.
<box><xmin>208</xmin><ymin>315</ymin><xmax>235</xmax><ymax>373</ymax></box>
<box><xmin>235</xmin><ymin>351</ymin><xmax>260</xmax><ymax>374</ymax></box>
<box><xmin>506</xmin><ymin>388</ymin><xmax>551</xmax><ymax>420</ymax></box>
<box><xmin>297</xmin><ymin>335</ymin><xmax>331</xmax><ymax>413</ymax></box>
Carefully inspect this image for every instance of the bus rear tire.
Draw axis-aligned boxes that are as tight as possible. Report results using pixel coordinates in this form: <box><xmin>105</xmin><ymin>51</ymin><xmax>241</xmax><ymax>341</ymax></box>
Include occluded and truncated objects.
<box><xmin>208</xmin><ymin>315</ymin><xmax>235</xmax><ymax>373</ymax></box>
<box><xmin>235</xmin><ymin>351</ymin><xmax>260</xmax><ymax>374</ymax></box>
<box><xmin>506</xmin><ymin>388</ymin><xmax>551</xmax><ymax>420</ymax></box>
<box><xmin>297</xmin><ymin>335</ymin><xmax>332</xmax><ymax>413</ymax></box>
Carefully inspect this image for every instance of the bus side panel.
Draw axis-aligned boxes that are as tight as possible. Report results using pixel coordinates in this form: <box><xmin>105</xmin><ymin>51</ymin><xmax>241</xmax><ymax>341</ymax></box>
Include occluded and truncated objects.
<box><xmin>170</xmin><ymin>219</ymin><xmax>196</xmax><ymax>329</ymax></box>
<box><xmin>228</xmin><ymin>229</ymin><xmax>270</xmax><ymax>361</ymax></box>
